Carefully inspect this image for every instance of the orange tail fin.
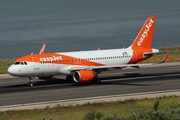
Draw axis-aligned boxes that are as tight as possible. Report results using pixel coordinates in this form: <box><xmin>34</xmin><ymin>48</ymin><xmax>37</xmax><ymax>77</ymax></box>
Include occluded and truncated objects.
<box><xmin>130</xmin><ymin>16</ymin><xmax>156</xmax><ymax>49</ymax></box>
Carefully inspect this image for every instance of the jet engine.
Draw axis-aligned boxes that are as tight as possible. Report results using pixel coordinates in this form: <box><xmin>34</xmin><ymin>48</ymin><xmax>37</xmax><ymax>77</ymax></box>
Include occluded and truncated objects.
<box><xmin>73</xmin><ymin>70</ymin><xmax>95</xmax><ymax>83</ymax></box>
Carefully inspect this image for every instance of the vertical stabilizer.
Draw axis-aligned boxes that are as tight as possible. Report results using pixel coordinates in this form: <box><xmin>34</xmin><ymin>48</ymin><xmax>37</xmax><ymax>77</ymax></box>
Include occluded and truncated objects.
<box><xmin>130</xmin><ymin>17</ymin><xmax>156</xmax><ymax>49</ymax></box>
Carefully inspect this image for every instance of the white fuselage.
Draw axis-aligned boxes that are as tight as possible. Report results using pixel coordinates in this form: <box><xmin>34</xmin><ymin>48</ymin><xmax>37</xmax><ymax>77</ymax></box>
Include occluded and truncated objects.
<box><xmin>8</xmin><ymin>48</ymin><xmax>133</xmax><ymax>77</ymax></box>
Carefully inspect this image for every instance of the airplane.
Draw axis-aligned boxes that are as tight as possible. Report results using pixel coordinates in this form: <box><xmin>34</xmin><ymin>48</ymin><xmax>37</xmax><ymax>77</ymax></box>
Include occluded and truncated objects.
<box><xmin>7</xmin><ymin>16</ymin><xmax>171</xmax><ymax>87</ymax></box>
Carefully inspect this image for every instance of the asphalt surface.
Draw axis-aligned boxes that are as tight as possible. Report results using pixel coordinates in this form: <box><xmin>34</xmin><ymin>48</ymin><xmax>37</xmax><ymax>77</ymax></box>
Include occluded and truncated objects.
<box><xmin>0</xmin><ymin>62</ymin><xmax>180</xmax><ymax>107</ymax></box>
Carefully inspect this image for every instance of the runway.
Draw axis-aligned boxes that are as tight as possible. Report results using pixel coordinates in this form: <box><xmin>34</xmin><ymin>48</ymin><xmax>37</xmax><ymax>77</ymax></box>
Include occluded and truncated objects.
<box><xmin>0</xmin><ymin>62</ymin><xmax>180</xmax><ymax>110</ymax></box>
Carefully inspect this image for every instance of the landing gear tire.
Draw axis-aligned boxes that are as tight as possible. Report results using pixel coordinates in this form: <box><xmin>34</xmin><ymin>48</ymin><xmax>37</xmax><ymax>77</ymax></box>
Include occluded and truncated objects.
<box><xmin>92</xmin><ymin>78</ymin><xmax>101</xmax><ymax>84</ymax></box>
<box><xmin>28</xmin><ymin>83</ymin><xmax>33</xmax><ymax>87</ymax></box>
<box><xmin>66</xmin><ymin>75</ymin><xmax>74</xmax><ymax>83</ymax></box>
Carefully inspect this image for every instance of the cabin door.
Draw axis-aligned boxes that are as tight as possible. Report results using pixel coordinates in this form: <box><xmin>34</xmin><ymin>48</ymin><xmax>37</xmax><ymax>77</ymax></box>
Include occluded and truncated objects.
<box><xmin>32</xmin><ymin>57</ymin><xmax>39</xmax><ymax>70</ymax></box>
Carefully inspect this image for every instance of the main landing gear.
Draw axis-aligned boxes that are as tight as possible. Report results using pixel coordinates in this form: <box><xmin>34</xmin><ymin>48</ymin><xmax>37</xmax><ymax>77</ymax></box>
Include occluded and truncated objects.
<box><xmin>92</xmin><ymin>78</ymin><xmax>101</xmax><ymax>84</ymax></box>
<box><xmin>66</xmin><ymin>75</ymin><xmax>74</xmax><ymax>83</ymax></box>
<box><xmin>92</xmin><ymin>72</ymin><xmax>101</xmax><ymax>84</ymax></box>
<box><xmin>28</xmin><ymin>77</ymin><xmax>33</xmax><ymax>87</ymax></box>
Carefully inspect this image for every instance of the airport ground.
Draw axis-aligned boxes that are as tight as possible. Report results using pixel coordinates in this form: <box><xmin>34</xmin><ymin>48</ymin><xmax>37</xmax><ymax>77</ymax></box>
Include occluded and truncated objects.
<box><xmin>0</xmin><ymin>62</ymin><xmax>180</xmax><ymax>110</ymax></box>
<box><xmin>0</xmin><ymin>95</ymin><xmax>180</xmax><ymax>120</ymax></box>
<box><xmin>0</xmin><ymin>62</ymin><xmax>180</xmax><ymax>119</ymax></box>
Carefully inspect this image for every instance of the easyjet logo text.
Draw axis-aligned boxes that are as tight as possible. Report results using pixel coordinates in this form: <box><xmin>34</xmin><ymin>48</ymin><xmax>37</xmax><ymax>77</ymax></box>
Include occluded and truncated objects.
<box><xmin>137</xmin><ymin>19</ymin><xmax>154</xmax><ymax>46</ymax></box>
<box><xmin>40</xmin><ymin>56</ymin><xmax>63</xmax><ymax>61</ymax></box>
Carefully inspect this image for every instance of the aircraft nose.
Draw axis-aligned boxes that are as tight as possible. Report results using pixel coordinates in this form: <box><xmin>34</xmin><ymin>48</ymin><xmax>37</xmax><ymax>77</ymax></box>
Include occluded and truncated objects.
<box><xmin>7</xmin><ymin>65</ymin><xmax>19</xmax><ymax>76</ymax></box>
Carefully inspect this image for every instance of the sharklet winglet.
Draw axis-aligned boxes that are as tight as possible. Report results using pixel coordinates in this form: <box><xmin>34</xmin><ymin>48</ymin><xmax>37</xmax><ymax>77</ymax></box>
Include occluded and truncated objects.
<box><xmin>39</xmin><ymin>43</ymin><xmax>46</xmax><ymax>54</ymax></box>
<box><xmin>160</xmin><ymin>50</ymin><xmax>171</xmax><ymax>63</ymax></box>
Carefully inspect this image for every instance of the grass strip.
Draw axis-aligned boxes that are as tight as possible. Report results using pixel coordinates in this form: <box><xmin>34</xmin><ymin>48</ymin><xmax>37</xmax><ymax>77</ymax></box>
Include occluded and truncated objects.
<box><xmin>0</xmin><ymin>95</ymin><xmax>180</xmax><ymax>120</ymax></box>
<box><xmin>140</xmin><ymin>46</ymin><xmax>180</xmax><ymax>63</ymax></box>
<box><xmin>0</xmin><ymin>46</ymin><xmax>180</xmax><ymax>74</ymax></box>
<box><xmin>0</xmin><ymin>59</ymin><xmax>14</xmax><ymax>74</ymax></box>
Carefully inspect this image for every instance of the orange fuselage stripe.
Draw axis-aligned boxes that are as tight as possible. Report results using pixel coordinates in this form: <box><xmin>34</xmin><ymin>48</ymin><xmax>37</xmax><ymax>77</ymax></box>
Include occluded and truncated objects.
<box><xmin>16</xmin><ymin>53</ymin><xmax>105</xmax><ymax>66</ymax></box>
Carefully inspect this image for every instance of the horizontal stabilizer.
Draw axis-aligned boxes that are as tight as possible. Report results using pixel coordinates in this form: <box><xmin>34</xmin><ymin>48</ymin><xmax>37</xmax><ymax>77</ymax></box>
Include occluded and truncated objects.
<box><xmin>143</xmin><ymin>51</ymin><xmax>167</xmax><ymax>56</ymax></box>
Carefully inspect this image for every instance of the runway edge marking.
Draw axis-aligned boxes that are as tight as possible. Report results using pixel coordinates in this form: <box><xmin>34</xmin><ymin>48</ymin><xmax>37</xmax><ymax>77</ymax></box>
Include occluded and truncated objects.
<box><xmin>1</xmin><ymin>89</ymin><xmax>180</xmax><ymax>111</ymax></box>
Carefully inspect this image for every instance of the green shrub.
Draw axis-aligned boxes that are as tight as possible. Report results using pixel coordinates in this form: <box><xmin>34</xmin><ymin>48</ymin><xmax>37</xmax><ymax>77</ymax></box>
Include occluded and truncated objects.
<box><xmin>84</xmin><ymin>110</ymin><xmax>103</xmax><ymax>120</ymax></box>
<box><xmin>83</xmin><ymin>100</ymin><xmax>180</xmax><ymax>120</ymax></box>
<box><xmin>154</xmin><ymin>100</ymin><xmax>159</xmax><ymax>111</ymax></box>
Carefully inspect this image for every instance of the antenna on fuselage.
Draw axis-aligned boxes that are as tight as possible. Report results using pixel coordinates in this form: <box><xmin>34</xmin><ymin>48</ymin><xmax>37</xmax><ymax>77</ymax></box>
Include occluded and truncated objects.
<box><xmin>31</xmin><ymin>52</ymin><xmax>33</xmax><ymax>55</ymax></box>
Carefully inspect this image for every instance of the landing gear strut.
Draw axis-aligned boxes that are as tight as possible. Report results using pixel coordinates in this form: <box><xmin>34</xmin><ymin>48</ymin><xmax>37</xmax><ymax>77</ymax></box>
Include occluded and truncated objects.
<box><xmin>92</xmin><ymin>78</ymin><xmax>101</xmax><ymax>84</ymax></box>
<box><xmin>66</xmin><ymin>75</ymin><xmax>74</xmax><ymax>83</ymax></box>
<box><xmin>28</xmin><ymin>77</ymin><xmax>33</xmax><ymax>87</ymax></box>
<box><xmin>92</xmin><ymin>72</ymin><xmax>101</xmax><ymax>84</ymax></box>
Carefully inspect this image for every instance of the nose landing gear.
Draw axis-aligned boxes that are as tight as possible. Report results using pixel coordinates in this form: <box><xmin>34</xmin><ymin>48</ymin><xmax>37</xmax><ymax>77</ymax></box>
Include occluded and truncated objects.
<box><xmin>28</xmin><ymin>77</ymin><xmax>33</xmax><ymax>87</ymax></box>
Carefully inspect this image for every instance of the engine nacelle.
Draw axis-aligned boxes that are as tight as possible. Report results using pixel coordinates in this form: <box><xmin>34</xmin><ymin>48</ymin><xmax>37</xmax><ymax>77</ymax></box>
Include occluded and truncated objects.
<box><xmin>73</xmin><ymin>70</ymin><xmax>94</xmax><ymax>83</ymax></box>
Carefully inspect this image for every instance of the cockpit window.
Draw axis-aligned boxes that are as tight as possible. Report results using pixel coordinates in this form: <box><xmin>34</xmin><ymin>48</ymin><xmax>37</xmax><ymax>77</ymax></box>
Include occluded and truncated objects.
<box><xmin>14</xmin><ymin>62</ymin><xmax>20</xmax><ymax>65</ymax></box>
<box><xmin>14</xmin><ymin>62</ymin><xmax>27</xmax><ymax>65</ymax></box>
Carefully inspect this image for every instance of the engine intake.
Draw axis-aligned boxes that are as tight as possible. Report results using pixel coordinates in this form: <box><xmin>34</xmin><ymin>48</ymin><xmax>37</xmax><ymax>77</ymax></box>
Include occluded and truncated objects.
<box><xmin>73</xmin><ymin>70</ymin><xmax>94</xmax><ymax>83</ymax></box>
